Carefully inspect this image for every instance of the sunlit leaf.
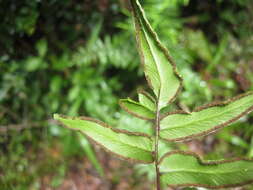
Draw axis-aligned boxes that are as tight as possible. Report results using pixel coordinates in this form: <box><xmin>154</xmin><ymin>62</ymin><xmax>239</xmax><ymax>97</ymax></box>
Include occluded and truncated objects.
<box><xmin>138</xmin><ymin>91</ymin><xmax>156</xmax><ymax>112</ymax></box>
<box><xmin>159</xmin><ymin>151</ymin><xmax>253</xmax><ymax>188</ymax></box>
<box><xmin>130</xmin><ymin>0</ymin><xmax>182</xmax><ymax>109</ymax></box>
<box><xmin>54</xmin><ymin>114</ymin><xmax>154</xmax><ymax>163</ymax></box>
<box><xmin>52</xmin><ymin>1</ymin><xmax>253</xmax><ymax>189</ymax></box>
<box><xmin>160</xmin><ymin>92</ymin><xmax>253</xmax><ymax>141</ymax></box>
<box><xmin>119</xmin><ymin>98</ymin><xmax>155</xmax><ymax>120</ymax></box>
<box><xmin>116</xmin><ymin>111</ymin><xmax>153</xmax><ymax>136</ymax></box>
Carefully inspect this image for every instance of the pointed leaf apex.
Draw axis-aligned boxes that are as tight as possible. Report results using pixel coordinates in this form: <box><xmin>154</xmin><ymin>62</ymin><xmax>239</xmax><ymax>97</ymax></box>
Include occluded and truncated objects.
<box><xmin>130</xmin><ymin>0</ymin><xmax>182</xmax><ymax>108</ymax></box>
<box><xmin>54</xmin><ymin>114</ymin><xmax>154</xmax><ymax>163</ymax></box>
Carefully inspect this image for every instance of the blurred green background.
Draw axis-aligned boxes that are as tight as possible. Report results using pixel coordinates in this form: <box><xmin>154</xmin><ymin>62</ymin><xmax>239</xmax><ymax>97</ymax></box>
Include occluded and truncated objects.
<box><xmin>1</xmin><ymin>0</ymin><xmax>253</xmax><ymax>189</ymax></box>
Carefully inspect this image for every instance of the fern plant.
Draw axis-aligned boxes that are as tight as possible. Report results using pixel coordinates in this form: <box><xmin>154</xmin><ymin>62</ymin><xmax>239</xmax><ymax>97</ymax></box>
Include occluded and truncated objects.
<box><xmin>53</xmin><ymin>0</ymin><xmax>253</xmax><ymax>189</ymax></box>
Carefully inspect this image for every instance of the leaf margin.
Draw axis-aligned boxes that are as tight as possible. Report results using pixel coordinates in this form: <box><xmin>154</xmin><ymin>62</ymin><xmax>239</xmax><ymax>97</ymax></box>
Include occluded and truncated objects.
<box><xmin>54</xmin><ymin>114</ymin><xmax>154</xmax><ymax>164</ymax></box>
<box><xmin>119</xmin><ymin>98</ymin><xmax>155</xmax><ymax>120</ymax></box>
<box><xmin>138</xmin><ymin>89</ymin><xmax>156</xmax><ymax>111</ymax></box>
<box><xmin>129</xmin><ymin>0</ymin><xmax>183</xmax><ymax>106</ymax></box>
<box><xmin>159</xmin><ymin>150</ymin><xmax>253</xmax><ymax>189</ymax></box>
<box><xmin>137</xmin><ymin>89</ymin><xmax>156</xmax><ymax>104</ymax></box>
<box><xmin>160</xmin><ymin>91</ymin><xmax>253</xmax><ymax>142</ymax></box>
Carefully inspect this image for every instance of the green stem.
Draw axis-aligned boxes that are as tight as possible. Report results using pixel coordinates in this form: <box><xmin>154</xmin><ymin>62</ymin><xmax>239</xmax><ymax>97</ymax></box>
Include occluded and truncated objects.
<box><xmin>155</xmin><ymin>103</ymin><xmax>161</xmax><ymax>190</ymax></box>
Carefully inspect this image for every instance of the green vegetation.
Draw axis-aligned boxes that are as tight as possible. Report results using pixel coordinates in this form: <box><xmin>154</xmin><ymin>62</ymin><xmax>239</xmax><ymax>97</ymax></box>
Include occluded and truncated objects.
<box><xmin>1</xmin><ymin>0</ymin><xmax>253</xmax><ymax>189</ymax></box>
<box><xmin>54</xmin><ymin>0</ymin><xmax>253</xmax><ymax>189</ymax></box>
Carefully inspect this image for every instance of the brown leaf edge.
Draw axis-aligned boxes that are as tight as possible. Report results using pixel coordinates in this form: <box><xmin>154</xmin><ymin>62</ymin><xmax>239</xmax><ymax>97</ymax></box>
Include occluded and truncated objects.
<box><xmin>158</xmin><ymin>150</ymin><xmax>253</xmax><ymax>189</ymax></box>
<box><xmin>129</xmin><ymin>0</ymin><xmax>183</xmax><ymax>104</ymax></box>
<box><xmin>119</xmin><ymin>98</ymin><xmax>155</xmax><ymax>121</ymax></box>
<box><xmin>159</xmin><ymin>91</ymin><xmax>253</xmax><ymax>142</ymax></box>
<box><xmin>54</xmin><ymin>114</ymin><xmax>154</xmax><ymax>164</ymax></box>
<box><xmin>137</xmin><ymin>89</ymin><xmax>156</xmax><ymax>104</ymax></box>
<box><xmin>137</xmin><ymin>89</ymin><xmax>157</xmax><ymax>112</ymax></box>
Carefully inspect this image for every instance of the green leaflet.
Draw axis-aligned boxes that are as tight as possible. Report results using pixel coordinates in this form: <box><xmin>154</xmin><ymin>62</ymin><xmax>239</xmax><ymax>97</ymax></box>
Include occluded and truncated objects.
<box><xmin>119</xmin><ymin>98</ymin><xmax>155</xmax><ymax>120</ymax></box>
<box><xmin>138</xmin><ymin>91</ymin><xmax>156</xmax><ymax>112</ymax></box>
<box><xmin>54</xmin><ymin>114</ymin><xmax>154</xmax><ymax>163</ymax></box>
<box><xmin>52</xmin><ymin>1</ymin><xmax>253</xmax><ymax>189</ymax></box>
<box><xmin>160</xmin><ymin>92</ymin><xmax>253</xmax><ymax>141</ymax></box>
<box><xmin>159</xmin><ymin>151</ymin><xmax>253</xmax><ymax>188</ymax></box>
<box><xmin>117</xmin><ymin>112</ymin><xmax>154</xmax><ymax>136</ymax></box>
<box><xmin>157</xmin><ymin>139</ymin><xmax>173</xmax><ymax>160</ymax></box>
<box><xmin>130</xmin><ymin>0</ymin><xmax>182</xmax><ymax>109</ymax></box>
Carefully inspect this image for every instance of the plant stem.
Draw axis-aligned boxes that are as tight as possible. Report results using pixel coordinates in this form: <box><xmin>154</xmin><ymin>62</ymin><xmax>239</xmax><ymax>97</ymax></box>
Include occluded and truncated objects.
<box><xmin>155</xmin><ymin>103</ymin><xmax>161</xmax><ymax>190</ymax></box>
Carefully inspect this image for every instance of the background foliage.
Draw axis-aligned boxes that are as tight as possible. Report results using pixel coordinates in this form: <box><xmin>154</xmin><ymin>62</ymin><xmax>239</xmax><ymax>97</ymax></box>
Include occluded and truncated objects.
<box><xmin>1</xmin><ymin>0</ymin><xmax>253</xmax><ymax>189</ymax></box>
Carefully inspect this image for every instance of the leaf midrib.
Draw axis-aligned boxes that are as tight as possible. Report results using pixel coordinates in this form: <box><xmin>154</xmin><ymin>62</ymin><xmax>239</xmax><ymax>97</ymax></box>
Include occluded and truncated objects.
<box><xmin>161</xmin><ymin>100</ymin><xmax>250</xmax><ymax>131</ymax></box>
<box><xmin>83</xmin><ymin>127</ymin><xmax>153</xmax><ymax>152</ymax></box>
<box><xmin>136</xmin><ymin>4</ymin><xmax>162</xmax><ymax>96</ymax></box>
<box><xmin>161</xmin><ymin>168</ymin><xmax>253</xmax><ymax>175</ymax></box>
<box><xmin>64</xmin><ymin>119</ymin><xmax>153</xmax><ymax>152</ymax></box>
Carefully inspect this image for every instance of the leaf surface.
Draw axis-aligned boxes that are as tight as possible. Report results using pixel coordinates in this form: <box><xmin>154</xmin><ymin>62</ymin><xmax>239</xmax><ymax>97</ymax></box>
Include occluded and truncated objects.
<box><xmin>54</xmin><ymin>114</ymin><xmax>154</xmax><ymax>163</ymax></box>
<box><xmin>138</xmin><ymin>91</ymin><xmax>156</xmax><ymax>112</ymax></box>
<box><xmin>130</xmin><ymin>0</ymin><xmax>182</xmax><ymax>109</ymax></box>
<box><xmin>159</xmin><ymin>151</ymin><xmax>253</xmax><ymax>188</ymax></box>
<box><xmin>160</xmin><ymin>92</ymin><xmax>253</xmax><ymax>141</ymax></box>
<box><xmin>119</xmin><ymin>98</ymin><xmax>155</xmax><ymax>120</ymax></box>
<box><xmin>117</xmin><ymin>112</ymin><xmax>154</xmax><ymax>136</ymax></box>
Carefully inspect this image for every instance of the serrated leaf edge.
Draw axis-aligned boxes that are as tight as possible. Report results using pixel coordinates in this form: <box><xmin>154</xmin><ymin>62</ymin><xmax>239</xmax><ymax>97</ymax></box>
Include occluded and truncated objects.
<box><xmin>159</xmin><ymin>150</ymin><xmax>253</xmax><ymax>189</ymax></box>
<box><xmin>160</xmin><ymin>91</ymin><xmax>253</xmax><ymax>142</ymax></box>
